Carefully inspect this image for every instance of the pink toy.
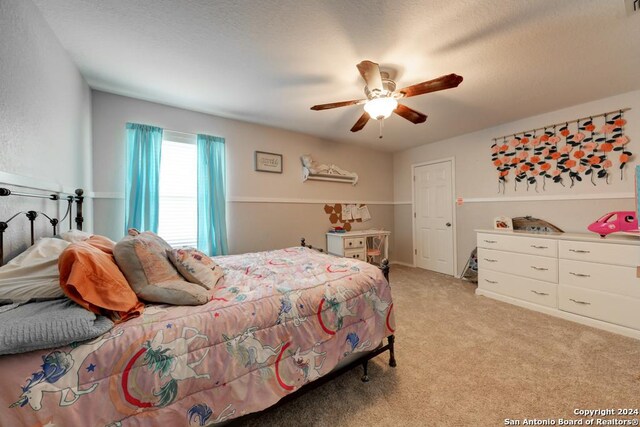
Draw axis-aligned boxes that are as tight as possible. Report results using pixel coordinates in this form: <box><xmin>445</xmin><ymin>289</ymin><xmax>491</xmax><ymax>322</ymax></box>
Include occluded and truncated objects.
<box><xmin>587</xmin><ymin>211</ymin><xmax>638</xmax><ymax>237</ymax></box>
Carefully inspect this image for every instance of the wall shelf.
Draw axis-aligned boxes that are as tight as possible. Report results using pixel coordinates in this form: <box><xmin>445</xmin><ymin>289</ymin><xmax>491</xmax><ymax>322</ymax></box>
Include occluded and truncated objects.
<box><xmin>304</xmin><ymin>173</ymin><xmax>357</xmax><ymax>185</ymax></box>
<box><xmin>301</xmin><ymin>155</ymin><xmax>359</xmax><ymax>185</ymax></box>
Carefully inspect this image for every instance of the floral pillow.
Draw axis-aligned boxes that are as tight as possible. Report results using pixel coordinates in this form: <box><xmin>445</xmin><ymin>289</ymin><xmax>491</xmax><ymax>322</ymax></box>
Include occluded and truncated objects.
<box><xmin>168</xmin><ymin>248</ymin><xmax>223</xmax><ymax>290</ymax></box>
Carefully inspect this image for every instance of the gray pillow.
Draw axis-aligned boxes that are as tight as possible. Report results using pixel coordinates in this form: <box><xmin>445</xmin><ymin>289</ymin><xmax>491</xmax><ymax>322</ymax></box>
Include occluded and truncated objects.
<box><xmin>113</xmin><ymin>230</ymin><xmax>209</xmax><ymax>305</ymax></box>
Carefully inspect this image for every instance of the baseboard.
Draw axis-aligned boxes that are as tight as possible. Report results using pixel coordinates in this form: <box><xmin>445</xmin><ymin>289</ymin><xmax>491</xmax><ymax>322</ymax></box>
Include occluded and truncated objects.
<box><xmin>475</xmin><ymin>288</ymin><xmax>640</xmax><ymax>340</ymax></box>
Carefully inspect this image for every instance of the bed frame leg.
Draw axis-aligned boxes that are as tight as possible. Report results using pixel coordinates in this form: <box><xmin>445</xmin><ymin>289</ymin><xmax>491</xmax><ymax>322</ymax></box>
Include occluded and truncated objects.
<box><xmin>361</xmin><ymin>360</ymin><xmax>370</xmax><ymax>382</ymax></box>
<box><xmin>388</xmin><ymin>335</ymin><xmax>397</xmax><ymax>367</ymax></box>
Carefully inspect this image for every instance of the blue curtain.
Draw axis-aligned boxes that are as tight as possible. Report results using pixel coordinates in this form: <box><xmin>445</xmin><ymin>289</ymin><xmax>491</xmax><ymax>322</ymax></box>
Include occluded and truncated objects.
<box><xmin>124</xmin><ymin>123</ymin><xmax>163</xmax><ymax>234</ymax></box>
<box><xmin>197</xmin><ymin>134</ymin><xmax>228</xmax><ymax>255</ymax></box>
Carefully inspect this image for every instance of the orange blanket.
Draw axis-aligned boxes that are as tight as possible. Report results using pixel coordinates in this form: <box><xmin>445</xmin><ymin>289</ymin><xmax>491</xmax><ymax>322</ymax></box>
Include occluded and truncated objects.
<box><xmin>59</xmin><ymin>236</ymin><xmax>144</xmax><ymax>322</ymax></box>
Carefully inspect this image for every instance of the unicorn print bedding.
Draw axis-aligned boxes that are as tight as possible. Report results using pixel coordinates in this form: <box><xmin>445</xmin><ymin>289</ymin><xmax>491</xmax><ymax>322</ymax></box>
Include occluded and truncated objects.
<box><xmin>0</xmin><ymin>246</ymin><xmax>395</xmax><ymax>426</ymax></box>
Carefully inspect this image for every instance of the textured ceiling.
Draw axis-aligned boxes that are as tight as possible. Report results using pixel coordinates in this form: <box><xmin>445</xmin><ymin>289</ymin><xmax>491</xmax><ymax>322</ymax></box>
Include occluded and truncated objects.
<box><xmin>33</xmin><ymin>0</ymin><xmax>640</xmax><ymax>152</ymax></box>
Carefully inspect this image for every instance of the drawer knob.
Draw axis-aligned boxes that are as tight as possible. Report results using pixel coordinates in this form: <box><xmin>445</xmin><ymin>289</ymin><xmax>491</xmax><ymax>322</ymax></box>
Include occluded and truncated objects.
<box><xmin>530</xmin><ymin>266</ymin><xmax>549</xmax><ymax>271</ymax></box>
<box><xmin>483</xmin><ymin>258</ymin><xmax>498</xmax><ymax>263</ymax></box>
<box><xmin>530</xmin><ymin>290</ymin><xmax>549</xmax><ymax>296</ymax></box>
<box><xmin>349</xmin><ymin>242</ymin><xmax>352</xmax><ymax>246</ymax></box>
<box><xmin>569</xmin><ymin>298</ymin><xmax>591</xmax><ymax>305</ymax></box>
<box><xmin>569</xmin><ymin>272</ymin><xmax>590</xmax><ymax>278</ymax></box>
<box><xmin>483</xmin><ymin>240</ymin><xmax>497</xmax><ymax>244</ymax></box>
<box><xmin>484</xmin><ymin>279</ymin><xmax>498</xmax><ymax>284</ymax></box>
<box><xmin>530</xmin><ymin>245</ymin><xmax>548</xmax><ymax>249</ymax></box>
<box><xmin>569</xmin><ymin>249</ymin><xmax>590</xmax><ymax>254</ymax></box>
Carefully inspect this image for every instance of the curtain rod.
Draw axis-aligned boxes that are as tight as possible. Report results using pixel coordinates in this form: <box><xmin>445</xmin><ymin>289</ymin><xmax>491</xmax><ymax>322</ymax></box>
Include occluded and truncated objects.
<box><xmin>492</xmin><ymin>107</ymin><xmax>631</xmax><ymax>142</ymax></box>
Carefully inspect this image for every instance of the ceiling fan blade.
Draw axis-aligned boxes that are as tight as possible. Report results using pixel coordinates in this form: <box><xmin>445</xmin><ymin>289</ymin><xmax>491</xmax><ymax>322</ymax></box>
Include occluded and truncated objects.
<box><xmin>310</xmin><ymin>99</ymin><xmax>366</xmax><ymax>111</ymax></box>
<box><xmin>350</xmin><ymin>112</ymin><xmax>370</xmax><ymax>132</ymax></box>
<box><xmin>397</xmin><ymin>74</ymin><xmax>463</xmax><ymax>98</ymax></box>
<box><xmin>394</xmin><ymin>104</ymin><xmax>428</xmax><ymax>124</ymax></box>
<box><xmin>356</xmin><ymin>60</ymin><xmax>383</xmax><ymax>92</ymax></box>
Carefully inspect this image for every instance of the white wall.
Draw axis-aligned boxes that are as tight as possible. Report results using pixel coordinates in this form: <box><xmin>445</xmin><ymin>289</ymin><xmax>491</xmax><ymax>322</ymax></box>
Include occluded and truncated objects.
<box><xmin>0</xmin><ymin>0</ymin><xmax>92</xmax><ymax>259</ymax></box>
<box><xmin>393</xmin><ymin>90</ymin><xmax>640</xmax><ymax>272</ymax></box>
<box><xmin>91</xmin><ymin>91</ymin><xmax>394</xmax><ymax>255</ymax></box>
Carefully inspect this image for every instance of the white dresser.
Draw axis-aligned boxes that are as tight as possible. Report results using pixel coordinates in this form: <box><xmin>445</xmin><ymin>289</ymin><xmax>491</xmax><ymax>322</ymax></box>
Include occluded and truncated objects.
<box><xmin>326</xmin><ymin>230</ymin><xmax>390</xmax><ymax>261</ymax></box>
<box><xmin>476</xmin><ymin>229</ymin><xmax>640</xmax><ymax>339</ymax></box>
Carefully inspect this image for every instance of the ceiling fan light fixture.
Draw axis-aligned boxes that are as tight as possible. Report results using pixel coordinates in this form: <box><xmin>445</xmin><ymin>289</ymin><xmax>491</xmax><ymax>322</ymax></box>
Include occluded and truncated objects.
<box><xmin>363</xmin><ymin>97</ymin><xmax>398</xmax><ymax>120</ymax></box>
<box><xmin>310</xmin><ymin>60</ymin><xmax>462</xmax><ymax>134</ymax></box>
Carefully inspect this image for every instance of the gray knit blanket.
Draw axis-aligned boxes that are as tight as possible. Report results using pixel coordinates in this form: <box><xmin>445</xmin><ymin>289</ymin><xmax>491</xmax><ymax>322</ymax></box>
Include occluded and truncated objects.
<box><xmin>0</xmin><ymin>299</ymin><xmax>114</xmax><ymax>355</ymax></box>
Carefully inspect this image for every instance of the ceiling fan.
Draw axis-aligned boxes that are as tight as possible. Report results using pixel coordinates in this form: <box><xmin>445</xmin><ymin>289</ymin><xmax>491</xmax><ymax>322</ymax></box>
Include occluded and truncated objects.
<box><xmin>311</xmin><ymin>60</ymin><xmax>463</xmax><ymax>138</ymax></box>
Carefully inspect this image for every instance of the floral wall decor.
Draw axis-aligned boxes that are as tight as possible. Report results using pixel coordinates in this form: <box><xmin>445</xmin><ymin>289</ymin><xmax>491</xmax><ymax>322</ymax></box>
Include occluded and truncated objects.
<box><xmin>491</xmin><ymin>109</ymin><xmax>632</xmax><ymax>193</ymax></box>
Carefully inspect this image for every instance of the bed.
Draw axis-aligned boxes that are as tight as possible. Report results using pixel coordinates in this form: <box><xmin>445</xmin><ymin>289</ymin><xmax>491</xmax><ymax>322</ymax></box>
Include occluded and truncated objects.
<box><xmin>0</xmin><ymin>187</ymin><xmax>396</xmax><ymax>426</ymax></box>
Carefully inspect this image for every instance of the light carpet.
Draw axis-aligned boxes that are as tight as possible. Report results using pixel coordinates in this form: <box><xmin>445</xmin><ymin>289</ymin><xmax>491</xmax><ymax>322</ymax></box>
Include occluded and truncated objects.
<box><xmin>243</xmin><ymin>266</ymin><xmax>640</xmax><ymax>426</ymax></box>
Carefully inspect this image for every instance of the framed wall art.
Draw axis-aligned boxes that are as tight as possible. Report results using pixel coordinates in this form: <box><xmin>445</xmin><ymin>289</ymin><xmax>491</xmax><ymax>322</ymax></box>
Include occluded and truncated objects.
<box><xmin>255</xmin><ymin>151</ymin><xmax>283</xmax><ymax>173</ymax></box>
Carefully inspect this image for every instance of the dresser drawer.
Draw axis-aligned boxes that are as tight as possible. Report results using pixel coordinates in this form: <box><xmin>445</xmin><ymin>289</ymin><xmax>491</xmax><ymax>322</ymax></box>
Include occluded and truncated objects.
<box><xmin>477</xmin><ymin>233</ymin><xmax>557</xmax><ymax>257</ymax></box>
<box><xmin>559</xmin><ymin>259</ymin><xmax>640</xmax><ymax>299</ymax></box>
<box><xmin>559</xmin><ymin>285</ymin><xmax>640</xmax><ymax>330</ymax></box>
<box><xmin>478</xmin><ymin>248</ymin><xmax>558</xmax><ymax>283</ymax></box>
<box><xmin>479</xmin><ymin>269</ymin><xmax>557</xmax><ymax>308</ymax></box>
<box><xmin>344</xmin><ymin>237</ymin><xmax>365</xmax><ymax>249</ymax></box>
<box><xmin>559</xmin><ymin>240</ymin><xmax>640</xmax><ymax>267</ymax></box>
<box><xmin>344</xmin><ymin>248</ymin><xmax>365</xmax><ymax>260</ymax></box>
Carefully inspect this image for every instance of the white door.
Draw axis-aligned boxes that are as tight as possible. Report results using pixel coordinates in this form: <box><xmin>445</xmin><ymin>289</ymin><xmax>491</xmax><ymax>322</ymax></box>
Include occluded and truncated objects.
<box><xmin>414</xmin><ymin>161</ymin><xmax>454</xmax><ymax>275</ymax></box>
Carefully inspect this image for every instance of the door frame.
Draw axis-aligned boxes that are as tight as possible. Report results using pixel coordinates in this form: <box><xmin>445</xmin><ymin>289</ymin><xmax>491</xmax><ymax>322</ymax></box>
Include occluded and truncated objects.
<box><xmin>411</xmin><ymin>157</ymin><xmax>458</xmax><ymax>277</ymax></box>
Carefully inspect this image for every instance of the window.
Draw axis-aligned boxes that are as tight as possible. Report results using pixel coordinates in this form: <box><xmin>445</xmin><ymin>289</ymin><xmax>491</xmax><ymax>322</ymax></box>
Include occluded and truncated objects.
<box><xmin>157</xmin><ymin>131</ymin><xmax>198</xmax><ymax>247</ymax></box>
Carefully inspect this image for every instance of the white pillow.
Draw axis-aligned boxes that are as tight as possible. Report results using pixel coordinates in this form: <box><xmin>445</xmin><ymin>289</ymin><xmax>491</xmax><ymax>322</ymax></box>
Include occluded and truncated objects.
<box><xmin>0</xmin><ymin>238</ymin><xmax>70</xmax><ymax>302</ymax></box>
<box><xmin>59</xmin><ymin>229</ymin><xmax>93</xmax><ymax>243</ymax></box>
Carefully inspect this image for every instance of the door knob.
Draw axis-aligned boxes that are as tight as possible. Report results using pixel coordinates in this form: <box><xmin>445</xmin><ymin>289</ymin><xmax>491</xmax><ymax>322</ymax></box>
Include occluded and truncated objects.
<box><xmin>446</xmin><ymin>222</ymin><xmax>452</xmax><ymax>227</ymax></box>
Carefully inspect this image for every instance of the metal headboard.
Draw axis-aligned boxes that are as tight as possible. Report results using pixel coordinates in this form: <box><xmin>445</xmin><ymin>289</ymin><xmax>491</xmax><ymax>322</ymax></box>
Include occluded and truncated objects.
<box><xmin>0</xmin><ymin>188</ymin><xmax>84</xmax><ymax>266</ymax></box>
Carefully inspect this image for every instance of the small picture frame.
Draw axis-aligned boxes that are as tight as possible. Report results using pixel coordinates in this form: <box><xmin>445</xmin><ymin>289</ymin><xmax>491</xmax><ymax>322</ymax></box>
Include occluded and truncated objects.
<box><xmin>493</xmin><ymin>216</ymin><xmax>513</xmax><ymax>230</ymax></box>
<box><xmin>255</xmin><ymin>151</ymin><xmax>283</xmax><ymax>173</ymax></box>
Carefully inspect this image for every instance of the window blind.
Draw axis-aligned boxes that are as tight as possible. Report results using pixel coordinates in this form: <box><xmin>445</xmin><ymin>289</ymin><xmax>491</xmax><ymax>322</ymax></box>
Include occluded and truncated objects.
<box><xmin>157</xmin><ymin>137</ymin><xmax>198</xmax><ymax>248</ymax></box>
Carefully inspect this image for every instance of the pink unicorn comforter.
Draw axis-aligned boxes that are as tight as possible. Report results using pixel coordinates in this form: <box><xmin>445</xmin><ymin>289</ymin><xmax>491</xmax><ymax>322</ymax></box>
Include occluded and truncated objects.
<box><xmin>0</xmin><ymin>247</ymin><xmax>395</xmax><ymax>426</ymax></box>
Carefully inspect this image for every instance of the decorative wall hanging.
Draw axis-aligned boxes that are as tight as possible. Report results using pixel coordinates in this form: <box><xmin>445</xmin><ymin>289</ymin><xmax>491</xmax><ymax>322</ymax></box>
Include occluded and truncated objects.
<box><xmin>301</xmin><ymin>155</ymin><xmax>358</xmax><ymax>185</ymax></box>
<box><xmin>255</xmin><ymin>151</ymin><xmax>283</xmax><ymax>173</ymax></box>
<box><xmin>491</xmin><ymin>109</ymin><xmax>632</xmax><ymax>193</ymax></box>
<box><xmin>323</xmin><ymin>203</ymin><xmax>370</xmax><ymax>231</ymax></box>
